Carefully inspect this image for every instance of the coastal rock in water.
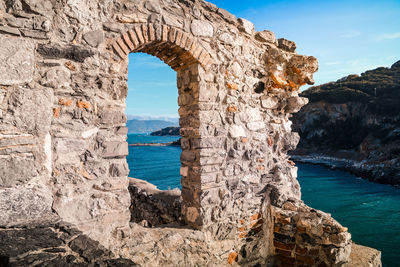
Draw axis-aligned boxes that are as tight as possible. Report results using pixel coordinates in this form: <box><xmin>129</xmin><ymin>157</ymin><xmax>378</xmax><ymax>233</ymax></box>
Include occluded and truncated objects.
<box><xmin>150</xmin><ymin>126</ymin><xmax>180</xmax><ymax>136</ymax></box>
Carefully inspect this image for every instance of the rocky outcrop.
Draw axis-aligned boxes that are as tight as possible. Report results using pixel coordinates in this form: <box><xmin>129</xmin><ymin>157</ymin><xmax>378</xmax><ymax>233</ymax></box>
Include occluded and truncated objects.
<box><xmin>0</xmin><ymin>0</ymin><xmax>380</xmax><ymax>265</ymax></box>
<box><xmin>150</xmin><ymin>127</ymin><xmax>180</xmax><ymax>136</ymax></box>
<box><xmin>292</xmin><ymin>61</ymin><xmax>400</xmax><ymax>186</ymax></box>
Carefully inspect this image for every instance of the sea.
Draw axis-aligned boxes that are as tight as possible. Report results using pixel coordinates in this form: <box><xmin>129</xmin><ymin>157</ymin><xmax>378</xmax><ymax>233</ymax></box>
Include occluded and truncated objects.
<box><xmin>127</xmin><ymin>134</ymin><xmax>400</xmax><ymax>266</ymax></box>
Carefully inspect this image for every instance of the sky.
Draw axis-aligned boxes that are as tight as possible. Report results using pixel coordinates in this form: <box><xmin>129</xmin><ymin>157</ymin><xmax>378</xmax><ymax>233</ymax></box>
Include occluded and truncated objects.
<box><xmin>126</xmin><ymin>0</ymin><xmax>400</xmax><ymax>118</ymax></box>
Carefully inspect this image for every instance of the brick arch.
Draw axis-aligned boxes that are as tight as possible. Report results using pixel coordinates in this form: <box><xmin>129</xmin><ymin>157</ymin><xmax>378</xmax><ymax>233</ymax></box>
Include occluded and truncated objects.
<box><xmin>110</xmin><ymin>23</ymin><xmax>212</xmax><ymax>71</ymax></box>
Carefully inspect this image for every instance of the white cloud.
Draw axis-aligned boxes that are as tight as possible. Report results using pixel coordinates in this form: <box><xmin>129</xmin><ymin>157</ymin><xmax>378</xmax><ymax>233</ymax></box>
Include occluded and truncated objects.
<box><xmin>341</xmin><ymin>30</ymin><xmax>361</xmax><ymax>38</ymax></box>
<box><xmin>375</xmin><ymin>32</ymin><xmax>400</xmax><ymax>41</ymax></box>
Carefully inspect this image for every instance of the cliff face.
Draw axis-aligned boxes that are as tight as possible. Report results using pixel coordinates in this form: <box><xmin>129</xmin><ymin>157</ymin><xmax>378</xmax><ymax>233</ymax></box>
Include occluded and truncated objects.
<box><xmin>293</xmin><ymin>61</ymin><xmax>400</xmax><ymax>185</ymax></box>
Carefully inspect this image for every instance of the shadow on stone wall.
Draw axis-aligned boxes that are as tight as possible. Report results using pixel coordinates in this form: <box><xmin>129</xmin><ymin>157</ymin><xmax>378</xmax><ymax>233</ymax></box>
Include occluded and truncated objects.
<box><xmin>0</xmin><ymin>220</ymin><xmax>136</xmax><ymax>267</ymax></box>
<box><xmin>128</xmin><ymin>178</ymin><xmax>184</xmax><ymax>228</ymax></box>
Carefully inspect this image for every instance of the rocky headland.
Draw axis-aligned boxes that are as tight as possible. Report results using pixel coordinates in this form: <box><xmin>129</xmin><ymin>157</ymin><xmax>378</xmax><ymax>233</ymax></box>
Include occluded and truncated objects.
<box><xmin>150</xmin><ymin>126</ymin><xmax>180</xmax><ymax>136</ymax></box>
<box><xmin>292</xmin><ymin>60</ymin><xmax>400</xmax><ymax>186</ymax></box>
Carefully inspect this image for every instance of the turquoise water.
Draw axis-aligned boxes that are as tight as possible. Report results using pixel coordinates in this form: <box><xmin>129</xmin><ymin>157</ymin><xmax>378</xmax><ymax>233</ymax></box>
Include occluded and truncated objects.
<box><xmin>127</xmin><ymin>134</ymin><xmax>400</xmax><ymax>266</ymax></box>
<box><xmin>127</xmin><ymin>134</ymin><xmax>181</xmax><ymax>189</ymax></box>
<box><xmin>298</xmin><ymin>163</ymin><xmax>400</xmax><ymax>266</ymax></box>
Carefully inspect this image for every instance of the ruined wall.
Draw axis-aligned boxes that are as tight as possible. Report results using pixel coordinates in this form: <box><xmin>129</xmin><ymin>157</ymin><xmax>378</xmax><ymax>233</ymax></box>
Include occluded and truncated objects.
<box><xmin>0</xmin><ymin>0</ymin><xmax>358</xmax><ymax>266</ymax></box>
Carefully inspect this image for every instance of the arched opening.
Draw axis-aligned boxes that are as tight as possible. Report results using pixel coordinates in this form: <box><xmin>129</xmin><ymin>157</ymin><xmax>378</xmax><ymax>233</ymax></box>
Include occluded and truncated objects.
<box><xmin>126</xmin><ymin>52</ymin><xmax>181</xmax><ymax>190</ymax></box>
<box><xmin>111</xmin><ymin>24</ymin><xmax>212</xmax><ymax>227</ymax></box>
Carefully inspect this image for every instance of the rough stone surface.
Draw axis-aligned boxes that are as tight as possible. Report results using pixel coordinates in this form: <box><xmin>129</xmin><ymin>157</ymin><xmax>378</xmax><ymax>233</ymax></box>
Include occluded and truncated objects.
<box><xmin>0</xmin><ymin>221</ymin><xmax>137</xmax><ymax>266</ymax></box>
<box><xmin>0</xmin><ymin>36</ymin><xmax>34</xmax><ymax>85</ymax></box>
<box><xmin>191</xmin><ymin>19</ymin><xmax>214</xmax><ymax>37</ymax></box>
<box><xmin>0</xmin><ymin>0</ymin><xmax>380</xmax><ymax>266</ymax></box>
<box><xmin>128</xmin><ymin>178</ymin><xmax>182</xmax><ymax>227</ymax></box>
<box><xmin>238</xmin><ymin>18</ymin><xmax>255</xmax><ymax>35</ymax></box>
<box><xmin>347</xmin><ymin>243</ymin><xmax>382</xmax><ymax>267</ymax></box>
<box><xmin>255</xmin><ymin>30</ymin><xmax>277</xmax><ymax>44</ymax></box>
<box><xmin>83</xmin><ymin>30</ymin><xmax>104</xmax><ymax>48</ymax></box>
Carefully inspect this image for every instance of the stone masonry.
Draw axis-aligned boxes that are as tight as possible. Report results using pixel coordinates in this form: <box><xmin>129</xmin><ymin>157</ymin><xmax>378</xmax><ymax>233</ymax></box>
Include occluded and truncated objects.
<box><xmin>0</xmin><ymin>0</ymin><xmax>380</xmax><ymax>266</ymax></box>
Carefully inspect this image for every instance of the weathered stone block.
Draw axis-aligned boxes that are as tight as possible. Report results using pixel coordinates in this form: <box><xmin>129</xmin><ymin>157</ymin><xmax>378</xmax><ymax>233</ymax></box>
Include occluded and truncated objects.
<box><xmin>255</xmin><ymin>30</ymin><xmax>276</xmax><ymax>44</ymax></box>
<box><xmin>191</xmin><ymin>20</ymin><xmax>214</xmax><ymax>37</ymax></box>
<box><xmin>0</xmin><ymin>186</ymin><xmax>53</xmax><ymax>227</ymax></box>
<box><xmin>4</xmin><ymin>86</ymin><xmax>53</xmax><ymax>134</ymax></box>
<box><xmin>238</xmin><ymin>18</ymin><xmax>254</xmax><ymax>35</ymax></box>
<box><xmin>83</xmin><ymin>30</ymin><xmax>104</xmax><ymax>48</ymax></box>
<box><xmin>229</xmin><ymin>125</ymin><xmax>246</xmax><ymax>138</ymax></box>
<box><xmin>278</xmin><ymin>38</ymin><xmax>297</xmax><ymax>52</ymax></box>
<box><xmin>285</xmin><ymin>96</ymin><xmax>308</xmax><ymax>113</ymax></box>
<box><xmin>261</xmin><ymin>96</ymin><xmax>279</xmax><ymax>109</ymax></box>
<box><xmin>0</xmin><ymin>154</ymin><xmax>37</xmax><ymax>187</ymax></box>
<box><xmin>102</xmin><ymin>141</ymin><xmax>128</xmax><ymax>158</ymax></box>
<box><xmin>54</xmin><ymin>139</ymin><xmax>87</xmax><ymax>165</ymax></box>
<box><xmin>0</xmin><ymin>36</ymin><xmax>34</xmax><ymax>85</ymax></box>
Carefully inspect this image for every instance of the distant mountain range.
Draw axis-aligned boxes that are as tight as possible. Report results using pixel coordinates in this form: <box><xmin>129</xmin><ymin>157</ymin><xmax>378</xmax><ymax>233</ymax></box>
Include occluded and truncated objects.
<box><xmin>126</xmin><ymin>119</ymin><xmax>179</xmax><ymax>133</ymax></box>
<box><xmin>126</xmin><ymin>115</ymin><xmax>179</xmax><ymax>123</ymax></box>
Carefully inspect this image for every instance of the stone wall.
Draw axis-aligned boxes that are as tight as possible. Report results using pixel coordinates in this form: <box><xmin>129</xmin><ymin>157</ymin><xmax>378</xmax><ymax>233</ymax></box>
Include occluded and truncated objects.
<box><xmin>272</xmin><ymin>201</ymin><xmax>351</xmax><ymax>266</ymax></box>
<box><xmin>0</xmin><ymin>0</ymin><xmax>379</xmax><ymax>265</ymax></box>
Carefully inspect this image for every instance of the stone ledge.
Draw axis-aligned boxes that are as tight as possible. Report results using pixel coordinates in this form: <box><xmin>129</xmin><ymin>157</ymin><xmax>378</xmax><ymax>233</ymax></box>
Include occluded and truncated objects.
<box><xmin>347</xmin><ymin>243</ymin><xmax>382</xmax><ymax>267</ymax></box>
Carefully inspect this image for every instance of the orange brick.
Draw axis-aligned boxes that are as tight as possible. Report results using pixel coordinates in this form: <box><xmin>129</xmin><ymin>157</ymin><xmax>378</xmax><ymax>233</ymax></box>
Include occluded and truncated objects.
<box><xmin>168</xmin><ymin>27</ymin><xmax>177</xmax><ymax>43</ymax></box>
<box><xmin>288</xmin><ymin>80</ymin><xmax>297</xmax><ymax>89</ymax></box>
<box><xmin>238</xmin><ymin>232</ymin><xmax>247</xmax><ymax>238</ymax></box>
<box><xmin>112</xmin><ymin>41</ymin><xmax>126</xmax><ymax>58</ymax></box>
<box><xmin>250</xmin><ymin>213</ymin><xmax>261</xmax><ymax>221</ymax></box>
<box><xmin>228</xmin><ymin>252</ymin><xmax>238</xmax><ymax>264</ymax></box>
<box><xmin>175</xmin><ymin>30</ymin><xmax>183</xmax><ymax>45</ymax></box>
<box><xmin>179</xmin><ymin>33</ymin><xmax>189</xmax><ymax>48</ymax></box>
<box><xmin>122</xmin><ymin>32</ymin><xmax>134</xmax><ymax>51</ymax></box>
<box><xmin>184</xmin><ymin>38</ymin><xmax>194</xmax><ymax>51</ymax></box>
<box><xmin>291</xmin><ymin>66</ymin><xmax>301</xmax><ymax>75</ymax></box>
<box><xmin>256</xmin><ymin>165</ymin><xmax>265</xmax><ymax>171</ymax></box>
<box><xmin>116</xmin><ymin>38</ymin><xmax>129</xmax><ymax>55</ymax></box>
<box><xmin>64</xmin><ymin>61</ymin><xmax>76</xmax><ymax>71</ymax></box>
<box><xmin>288</xmin><ymin>160</ymin><xmax>296</xmax><ymax>166</ymax></box>
<box><xmin>134</xmin><ymin>25</ymin><xmax>145</xmax><ymax>44</ymax></box>
<box><xmin>267</xmin><ymin>136</ymin><xmax>274</xmax><ymax>146</ymax></box>
<box><xmin>241</xmin><ymin>137</ymin><xmax>248</xmax><ymax>143</ymax></box>
<box><xmin>148</xmin><ymin>24</ymin><xmax>155</xmax><ymax>41</ymax></box>
<box><xmin>257</xmin><ymin>158</ymin><xmax>265</xmax><ymax>163</ymax></box>
<box><xmin>141</xmin><ymin>23</ymin><xmax>148</xmax><ymax>43</ymax></box>
<box><xmin>193</xmin><ymin>46</ymin><xmax>203</xmax><ymax>59</ymax></box>
<box><xmin>226</xmin><ymin>82</ymin><xmax>238</xmax><ymax>90</ymax></box>
<box><xmin>238</xmin><ymin>227</ymin><xmax>246</xmax><ymax>232</ymax></box>
<box><xmin>227</xmin><ymin>105</ymin><xmax>238</xmax><ymax>113</ymax></box>
<box><xmin>53</xmin><ymin>107</ymin><xmax>60</xmax><ymax>118</ymax></box>
<box><xmin>277</xmin><ymin>216</ymin><xmax>291</xmax><ymax>224</ymax></box>
<box><xmin>128</xmin><ymin>30</ymin><xmax>139</xmax><ymax>47</ymax></box>
<box><xmin>162</xmin><ymin>25</ymin><xmax>169</xmax><ymax>42</ymax></box>
<box><xmin>77</xmin><ymin>100</ymin><xmax>91</xmax><ymax>109</ymax></box>
<box><xmin>250</xmin><ymin>219</ymin><xmax>263</xmax><ymax>228</ymax></box>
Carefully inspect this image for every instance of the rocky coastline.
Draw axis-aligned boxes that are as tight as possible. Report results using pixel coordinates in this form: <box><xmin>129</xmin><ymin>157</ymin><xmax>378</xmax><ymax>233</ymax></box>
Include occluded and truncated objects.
<box><xmin>292</xmin><ymin>61</ymin><xmax>400</xmax><ymax>187</ymax></box>
<box><xmin>290</xmin><ymin>149</ymin><xmax>400</xmax><ymax>187</ymax></box>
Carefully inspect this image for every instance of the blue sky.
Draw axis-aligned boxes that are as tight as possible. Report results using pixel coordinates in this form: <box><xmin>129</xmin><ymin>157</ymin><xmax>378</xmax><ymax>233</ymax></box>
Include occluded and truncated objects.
<box><xmin>126</xmin><ymin>0</ymin><xmax>400</xmax><ymax>118</ymax></box>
